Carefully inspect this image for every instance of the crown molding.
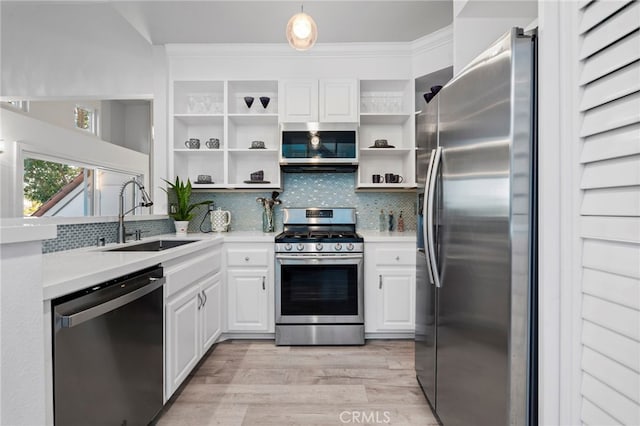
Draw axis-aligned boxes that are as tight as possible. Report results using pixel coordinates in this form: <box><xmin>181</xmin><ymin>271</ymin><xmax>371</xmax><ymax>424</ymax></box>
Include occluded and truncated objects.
<box><xmin>164</xmin><ymin>23</ymin><xmax>453</xmax><ymax>59</ymax></box>
<box><xmin>166</xmin><ymin>40</ymin><xmax>415</xmax><ymax>59</ymax></box>
<box><xmin>411</xmin><ymin>24</ymin><xmax>453</xmax><ymax>55</ymax></box>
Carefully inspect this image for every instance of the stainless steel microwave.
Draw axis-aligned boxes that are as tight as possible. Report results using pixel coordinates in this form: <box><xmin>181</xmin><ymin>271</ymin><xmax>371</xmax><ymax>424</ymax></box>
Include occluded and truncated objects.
<box><xmin>280</xmin><ymin>123</ymin><xmax>358</xmax><ymax>172</ymax></box>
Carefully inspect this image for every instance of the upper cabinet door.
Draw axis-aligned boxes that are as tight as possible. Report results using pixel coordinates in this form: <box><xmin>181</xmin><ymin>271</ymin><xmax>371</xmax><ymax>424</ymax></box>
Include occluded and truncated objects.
<box><xmin>319</xmin><ymin>79</ymin><xmax>359</xmax><ymax>123</ymax></box>
<box><xmin>279</xmin><ymin>80</ymin><xmax>319</xmax><ymax>122</ymax></box>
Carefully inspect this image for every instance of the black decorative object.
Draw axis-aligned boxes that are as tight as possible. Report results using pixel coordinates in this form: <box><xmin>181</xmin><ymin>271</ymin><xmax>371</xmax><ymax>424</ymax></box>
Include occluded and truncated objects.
<box><xmin>424</xmin><ymin>85</ymin><xmax>444</xmax><ymax>104</ymax></box>
<box><xmin>259</xmin><ymin>96</ymin><xmax>271</xmax><ymax>109</ymax></box>
<box><xmin>244</xmin><ymin>96</ymin><xmax>254</xmax><ymax>108</ymax></box>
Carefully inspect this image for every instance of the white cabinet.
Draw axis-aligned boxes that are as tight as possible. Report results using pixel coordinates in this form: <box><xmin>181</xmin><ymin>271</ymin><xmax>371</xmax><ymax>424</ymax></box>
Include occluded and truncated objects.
<box><xmin>364</xmin><ymin>242</ymin><xmax>416</xmax><ymax>334</ymax></box>
<box><xmin>357</xmin><ymin>80</ymin><xmax>416</xmax><ymax>190</ymax></box>
<box><xmin>319</xmin><ymin>79</ymin><xmax>359</xmax><ymax>122</ymax></box>
<box><xmin>280</xmin><ymin>79</ymin><xmax>358</xmax><ymax>123</ymax></box>
<box><xmin>164</xmin><ymin>245</ymin><xmax>223</xmax><ymax>399</ymax></box>
<box><xmin>165</xmin><ymin>283</ymin><xmax>200</xmax><ymax>398</ymax></box>
<box><xmin>200</xmin><ymin>272</ymin><xmax>223</xmax><ymax>351</ymax></box>
<box><xmin>227</xmin><ymin>269</ymin><xmax>270</xmax><ymax>331</ymax></box>
<box><xmin>225</xmin><ymin>243</ymin><xmax>274</xmax><ymax>333</ymax></box>
<box><xmin>279</xmin><ymin>80</ymin><xmax>318</xmax><ymax>122</ymax></box>
<box><xmin>170</xmin><ymin>80</ymin><xmax>281</xmax><ymax>189</ymax></box>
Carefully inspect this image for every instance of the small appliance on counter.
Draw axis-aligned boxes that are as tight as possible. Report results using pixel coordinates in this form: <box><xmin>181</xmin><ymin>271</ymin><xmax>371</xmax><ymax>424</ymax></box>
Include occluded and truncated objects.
<box><xmin>210</xmin><ymin>207</ymin><xmax>231</xmax><ymax>232</ymax></box>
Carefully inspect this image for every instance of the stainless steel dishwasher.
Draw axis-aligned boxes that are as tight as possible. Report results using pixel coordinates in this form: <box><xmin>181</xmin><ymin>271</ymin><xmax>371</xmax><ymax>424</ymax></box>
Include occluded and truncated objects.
<box><xmin>52</xmin><ymin>265</ymin><xmax>165</xmax><ymax>426</ymax></box>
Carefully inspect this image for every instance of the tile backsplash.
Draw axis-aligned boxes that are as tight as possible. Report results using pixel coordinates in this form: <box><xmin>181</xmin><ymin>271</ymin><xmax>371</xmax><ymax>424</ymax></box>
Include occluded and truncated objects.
<box><xmin>42</xmin><ymin>173</ymin><xmax>416</xmax><ymax>253</ymax></box>
<box><xmin>42</xmin><ymin>219</ymin><xmax>172</xmax><ymax>253</ymax></box>
<box><xmin>188</xmin><ymin>173</ymin><xmax>416</xmax><ymax>233</ymax></box>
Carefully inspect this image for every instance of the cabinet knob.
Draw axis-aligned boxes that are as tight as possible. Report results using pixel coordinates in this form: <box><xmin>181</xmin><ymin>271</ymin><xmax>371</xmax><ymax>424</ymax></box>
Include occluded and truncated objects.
<box><xmin>396</xmin><ymin>256</ymin><xmax>400</xmax><ymax>261</ymax></box>
<box><xmin>245</xmin><ymin>256</ymin><xmax>250</xmax><ymax>261</ymax></box>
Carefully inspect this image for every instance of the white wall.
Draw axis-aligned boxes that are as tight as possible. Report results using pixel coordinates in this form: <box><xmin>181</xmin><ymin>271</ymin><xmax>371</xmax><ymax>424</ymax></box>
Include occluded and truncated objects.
<box><xmin>26</xmin><ymin>101</ymin><xmax>102</xmax><ymax>133</ymax></box>
<box><xmin>0</xmin><ymin>3</ymin><xmax>153</xmax><ymax>99</ymax></box>
<box><xmin>453</xmin><ymin>0</ymin><xmax>537</xmax><ymax>73</ymax></box>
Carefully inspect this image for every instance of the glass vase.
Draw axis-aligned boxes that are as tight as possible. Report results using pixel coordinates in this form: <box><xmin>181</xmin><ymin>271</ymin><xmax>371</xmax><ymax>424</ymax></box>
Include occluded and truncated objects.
<box><xmin>262</xmin><ymin>207</ymin><xmax>275</xmax><ymax>233</ymax></box>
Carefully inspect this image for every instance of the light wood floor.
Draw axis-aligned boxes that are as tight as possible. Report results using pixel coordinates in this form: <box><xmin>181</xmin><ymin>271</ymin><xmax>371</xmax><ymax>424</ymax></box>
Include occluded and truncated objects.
<box><xmin>156</xmin><ymin>340</ymin><xmax>438</xmax><ymax>426</ymax></box>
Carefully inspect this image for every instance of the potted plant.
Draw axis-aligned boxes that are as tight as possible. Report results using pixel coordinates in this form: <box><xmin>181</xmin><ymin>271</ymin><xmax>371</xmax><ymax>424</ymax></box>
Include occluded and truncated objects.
<box><xmin>162</xmin><ymin>177</ymin><xmax>211</xmax><ymax>236</ymax></box>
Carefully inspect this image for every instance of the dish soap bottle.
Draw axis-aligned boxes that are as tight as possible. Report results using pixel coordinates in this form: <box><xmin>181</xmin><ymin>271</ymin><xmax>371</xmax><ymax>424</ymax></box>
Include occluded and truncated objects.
<box><xmin>388</xmin><ymin>210</ymin><xmax>394</xmax><ymax>232</ymax></box>
<box><xmin>379</xmin><ymin>209</ymin><xmax>386</xmax><ymax>232</ymax></box>
<box><xmin>398</xmin><ymin>211</ymin><xmax>405</xmax><ymax>232</ymax></box>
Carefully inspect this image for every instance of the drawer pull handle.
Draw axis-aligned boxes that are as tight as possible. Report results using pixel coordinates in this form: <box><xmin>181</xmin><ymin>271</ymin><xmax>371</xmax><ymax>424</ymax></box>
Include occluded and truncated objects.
<box><xmin>396</xmin><ymin>256</ymin><xmax>400</xmax><ymax>261</ymax></box>
<box><xmin>262</xmin><ymin>276</ymin><xmax>266</xmax><ymax>290</ymax></box>
<box><xmin>379</xmin><ymin>275</ymin><xmax>383</xmax><ymax>289</ymax></box>
<box><xmin>197</xmin><ymin>292</ymin><xmax>202</xmax><ymax>310</ymax></box>
<box><xmin>202</xmin><ymin>290</ymin><xmax>207</xmax><ymax>306</ymax></box>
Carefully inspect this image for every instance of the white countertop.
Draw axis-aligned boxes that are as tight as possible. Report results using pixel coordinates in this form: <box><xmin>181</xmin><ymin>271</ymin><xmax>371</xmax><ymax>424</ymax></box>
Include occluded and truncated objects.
<box><xmin>42</xmin><ymin>230</ymin><xmax>413</xmax><ymax>300</ymax></box>
<box><xmin>359</xmin><ymin>230</ymin><xmax>417</xmax><ymax>242</ymax></box>
<box><xmin>0</xmin><ymin>221</ymin><xmax>57</xmax><ymax>245</ymax></box>
<box><xmin>43</xmin><ymin>234</ymin><xmax>223</xmax><ymax>300</ymax></box>
<box><xmin>41</xmin><ymin>231</ymin><xmax>277</xmax><ymax>300</ymax></box>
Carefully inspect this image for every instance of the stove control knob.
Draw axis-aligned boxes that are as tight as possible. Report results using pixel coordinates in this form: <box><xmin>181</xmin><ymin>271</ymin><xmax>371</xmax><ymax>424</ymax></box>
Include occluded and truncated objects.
<box><xmin>347</xmin><ymin>243</ymin><xmax>355</xmax><ymax>251</ymax></box>
<box><xmin>335</xmin><ymin>243</ymin><xmax>343</xmax><ymax>251</ymax></box>
<box><xmin>296</xmin><ymin>244</ymin><xmax>305</xmax><ymax>251</ymax></box>
<box><xmin>284</xmin><ymin>243</ymin><xmax>293</xmax><ymax>251</ymax></box>
<box><xmin>315</xmin><ymin>243</ymin><xmax>324</xmax><ymax>251</ymax></box>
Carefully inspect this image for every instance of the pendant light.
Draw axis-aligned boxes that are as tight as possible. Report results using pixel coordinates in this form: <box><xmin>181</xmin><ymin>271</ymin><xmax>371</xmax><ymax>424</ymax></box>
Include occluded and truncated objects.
<box><xmin>286</xmin><ymin>5</ymin><xmax>318</xmax><ymax>51</ymax></box>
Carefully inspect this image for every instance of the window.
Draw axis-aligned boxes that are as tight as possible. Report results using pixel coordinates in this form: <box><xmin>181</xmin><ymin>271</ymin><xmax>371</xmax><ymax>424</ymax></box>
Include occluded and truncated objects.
<box><xmin>23</xmin><ymin>154</ymin><xmax>144</xmax><ymax>217</ymax></box>
<box><xmin>74</xmin><ymin>104</ymin><xmax>97</xmax><ymax>134</ymax></box>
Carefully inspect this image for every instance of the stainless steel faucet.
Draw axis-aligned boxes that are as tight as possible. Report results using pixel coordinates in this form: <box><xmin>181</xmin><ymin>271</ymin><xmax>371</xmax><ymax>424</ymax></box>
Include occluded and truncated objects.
<box><xmin>117</xmin><ymin>178</ymin><xmax>154</xmax><ymax>243</ymax></box>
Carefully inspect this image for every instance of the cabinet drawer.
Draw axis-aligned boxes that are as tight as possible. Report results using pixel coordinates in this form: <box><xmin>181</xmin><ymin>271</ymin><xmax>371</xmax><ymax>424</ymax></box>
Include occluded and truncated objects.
<box><xmin>227</xmin><ymin>249</ymin><xmax>270</xmax><ymax>267</ymax></box>
<box><xmin>165</xmin><ymin>251</ymin><xmax>221</xmax><ymax>297</ymax></box>
<box><xmin>375</xmin><ymin>248</ymin><xmax>415</xmax><ymax>266</ymax></box>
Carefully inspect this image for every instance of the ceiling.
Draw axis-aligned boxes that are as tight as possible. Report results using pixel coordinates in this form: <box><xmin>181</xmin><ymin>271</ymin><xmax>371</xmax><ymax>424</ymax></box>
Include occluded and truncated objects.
<box><xmin>8</xmin><ymin>1</ymin><xmax>454</xmax><ymax>45</ymax></box>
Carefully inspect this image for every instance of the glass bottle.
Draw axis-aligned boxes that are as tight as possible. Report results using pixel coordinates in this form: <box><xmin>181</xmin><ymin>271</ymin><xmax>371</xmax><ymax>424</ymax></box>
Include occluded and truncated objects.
<box><xmin>388</xmin><ymin>210</ymin><xmax>394</xmax><ymax>232</ymax></box>
<box><xmin>379</xmin><ymin>209</ymin><xmax>386</xmax><ymax>231</ymax></box>
<box><xmin>397</xmin><ymin>211</ymin><xmax>405</xmax><ymax>232</ymax></box>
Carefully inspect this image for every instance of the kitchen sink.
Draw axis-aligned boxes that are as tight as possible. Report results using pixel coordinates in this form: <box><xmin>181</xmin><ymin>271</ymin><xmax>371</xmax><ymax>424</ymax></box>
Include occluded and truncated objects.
<box><xmin>105</xmin><ymin>239</ymin><xmax>197</xmax><ymax>252</ymax></box>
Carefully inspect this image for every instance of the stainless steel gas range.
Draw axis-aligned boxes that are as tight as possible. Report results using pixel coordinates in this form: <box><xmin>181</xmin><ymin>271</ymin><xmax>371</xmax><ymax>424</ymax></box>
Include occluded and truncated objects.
<box><xmin>275</xmin><ymin>207</ymin><xmax>364</xmax><ymax>345</ymax></box>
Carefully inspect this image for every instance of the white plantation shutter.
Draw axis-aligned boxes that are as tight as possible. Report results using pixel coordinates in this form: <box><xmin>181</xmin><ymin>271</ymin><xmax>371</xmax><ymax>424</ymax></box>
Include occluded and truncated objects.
<box><xmin>577</xmin><ymin>1</ymin><xmax>640</xmax><ymax>425</ymax></box>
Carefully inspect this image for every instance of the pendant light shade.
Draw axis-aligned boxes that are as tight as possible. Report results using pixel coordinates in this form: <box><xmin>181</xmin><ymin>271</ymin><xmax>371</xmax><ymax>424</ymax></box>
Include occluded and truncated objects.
<box><xmin>286</xmin><ymin>6</ymin><xmax>317</xmax><ymax>51</ymax></box>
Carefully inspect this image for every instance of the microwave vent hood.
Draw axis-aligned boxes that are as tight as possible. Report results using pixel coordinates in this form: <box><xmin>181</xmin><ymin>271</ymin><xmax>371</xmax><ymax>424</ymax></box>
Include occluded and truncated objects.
<box><xmin>281</xmin><ymin>164</ymin><xmax>358</xmax><ymax>173</ymax></box>
<box><xmin>280</xmin><ymin>123</ymin><xmax>358</xmax><ymax>173</ymax></box>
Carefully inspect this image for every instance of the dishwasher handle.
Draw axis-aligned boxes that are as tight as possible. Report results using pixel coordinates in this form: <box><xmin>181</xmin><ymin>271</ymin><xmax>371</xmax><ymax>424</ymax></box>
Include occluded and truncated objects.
<box><xmin>57</xmin><ymin>276</ymin><xmax>165</xmax><ymax>328</ymax></box>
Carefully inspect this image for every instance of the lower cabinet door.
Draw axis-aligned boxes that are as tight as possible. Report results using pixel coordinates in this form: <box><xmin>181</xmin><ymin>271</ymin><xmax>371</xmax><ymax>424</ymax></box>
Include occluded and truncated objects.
<box><xmin>165</xmin><ymin>284</ymin><xmax>200</xmax><ymax>398</ymax></box>
<box><xmin>227</xmin><ymin>269</ymin><xmax>269</xmax><ymax>331</ymax></box>
<box><xmin>377</xmin><ymin>269</ymin><xmax>416</xmax><ymax>330</ymax></box>
<box><xmin>200</xmin><ymin>272</ymin><xmax>222</xmax><ymax>352</ymax></box>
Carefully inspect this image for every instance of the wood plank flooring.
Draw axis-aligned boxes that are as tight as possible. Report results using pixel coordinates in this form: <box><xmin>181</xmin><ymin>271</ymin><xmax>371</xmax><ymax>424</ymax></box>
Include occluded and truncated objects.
<box><xmin>156</xmin><ymin>340</ymin><xmax>438</xmax><ymax>426</ymax></box>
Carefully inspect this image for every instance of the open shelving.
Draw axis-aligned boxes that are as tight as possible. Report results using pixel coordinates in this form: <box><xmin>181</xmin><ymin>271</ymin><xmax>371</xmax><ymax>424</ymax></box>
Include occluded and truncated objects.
<box><xmin>357</xmin><ymin>79</ymin><xmax>416</xmax><ymax>190</ymax></box>
<box><xmin>170</xmin><ymin>80</ymin><xmax>281</xmax><ymax>189</ymax></box>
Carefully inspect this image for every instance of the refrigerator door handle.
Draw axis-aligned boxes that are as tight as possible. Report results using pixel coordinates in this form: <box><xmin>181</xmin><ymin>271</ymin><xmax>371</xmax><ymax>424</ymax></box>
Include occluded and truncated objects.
<box><xmin>423</xmin><ymin>149</ymin><xmax>437</xmax><ymax>285</ymax></box>
<box><xmin>427</xmin><ymin>146</ymin><xmax>442</xmax><ymax>288</ymax></box>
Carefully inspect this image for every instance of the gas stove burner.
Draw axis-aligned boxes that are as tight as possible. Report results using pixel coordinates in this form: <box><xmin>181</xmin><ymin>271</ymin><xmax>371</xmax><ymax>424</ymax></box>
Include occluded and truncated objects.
<box><xmin>275</xmin><ymin>207</ymin><xmax>363</xmax><ymax>253</ymax></box>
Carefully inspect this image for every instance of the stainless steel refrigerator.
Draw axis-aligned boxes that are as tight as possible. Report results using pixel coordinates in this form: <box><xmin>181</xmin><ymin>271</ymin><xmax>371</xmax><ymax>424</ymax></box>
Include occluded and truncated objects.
<box><xmin>415</xmin><ymin>27</ymin><xmax>537</xmax><ymax>426</ymax></box>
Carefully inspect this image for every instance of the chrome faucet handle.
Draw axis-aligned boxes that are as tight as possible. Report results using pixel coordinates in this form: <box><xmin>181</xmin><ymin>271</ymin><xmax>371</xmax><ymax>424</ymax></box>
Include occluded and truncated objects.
<box><xmin>134</xmin><ymin>229</ymin><xmax>148</xmax><ymax>241</ymax></box>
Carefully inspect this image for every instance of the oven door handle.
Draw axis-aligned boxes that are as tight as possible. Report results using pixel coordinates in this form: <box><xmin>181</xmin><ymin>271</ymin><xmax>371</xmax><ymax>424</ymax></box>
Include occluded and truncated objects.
<box><xmin>276</xmin><ymin>255</ymin><xmax>363</xmax><ymax>261</ymax></box>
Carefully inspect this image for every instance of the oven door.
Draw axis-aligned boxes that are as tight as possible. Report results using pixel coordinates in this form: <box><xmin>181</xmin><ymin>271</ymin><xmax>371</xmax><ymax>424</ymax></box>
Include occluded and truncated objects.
<box><xmin>276</xmin><ymin>253</ymin><xmax>364</xmax><ymax>324</ymax></box>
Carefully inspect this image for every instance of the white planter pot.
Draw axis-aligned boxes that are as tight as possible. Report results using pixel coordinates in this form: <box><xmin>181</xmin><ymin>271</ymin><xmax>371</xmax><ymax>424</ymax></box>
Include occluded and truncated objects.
<box><xmin>174</xmin><ymin>220</ymin><xmax>189</xmax><ymax>236</ymax></box>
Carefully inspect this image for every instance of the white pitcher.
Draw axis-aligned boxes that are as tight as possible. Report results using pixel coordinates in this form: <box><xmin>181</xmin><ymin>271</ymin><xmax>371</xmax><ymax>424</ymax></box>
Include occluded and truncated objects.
<box><xmin>210</xmin><ymin>208</ymin><xmax>231</xmax><ymax>232</ymax></box>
